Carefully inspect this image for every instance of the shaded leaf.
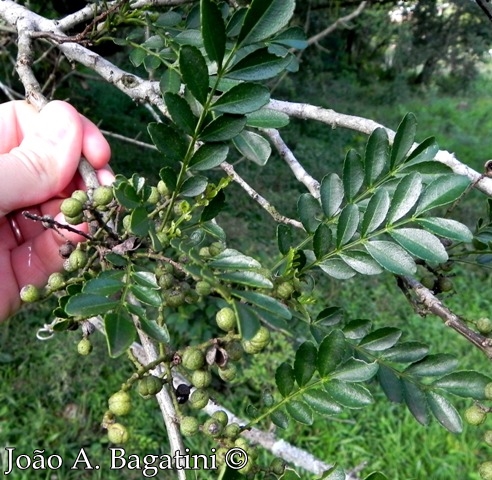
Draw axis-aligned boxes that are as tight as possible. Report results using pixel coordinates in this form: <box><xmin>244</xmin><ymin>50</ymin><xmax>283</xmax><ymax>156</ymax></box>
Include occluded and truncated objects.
<box><xmin>402</xmin><ymin>379</ymin><xmax>429</xmax><ymax>425</ymax></box>
<box><xmin>297</xmin><ymin>193</ymin><xmax>321</xmax><ymax>233</ymax></box>
<box><xmin>180</xmin><ymin>175</ymin><xmax>208</xmax><ymax>197</ymax></box>
<box><xmin>179</xmin><ymin>45</ymin><xmax>209</xmax><ymax>104</ymax></box>
<box><xmin>200</xmin><ymin>114</ymin><xmax>247</xmax><ymax>142</ymax></box>
<box><xmin>148</xmin><ymin>122</ymin><xmax>188</xmax><ymax>164</ymax></box>
<box><xmin>427</xmin><ymin>391</ymin><xmax>462</xmax><ymax>433</ymax></box>
<box><xmin>390</xmin><ymin>113</ymin><xmax>417</xmax><ymax>168</ymax></box>
<box><xmin>246</xmin><ymin>108</ymin><xmax>290</xmax><ymax>128</ymax></box>
<box><xmin>233</xmin><ymin>290</ymin><xmax>291</xmax><ymax>319</ymax></box>
<box><xmin>320</xmin><ymin>173</ymin><xmax>344</xmax><ymax>218</ymax></box>
<box><xmin>277</xmin><ymin>224</ymin><xmax>293</xmax><ymax>255</ymax></box>
<box><xmin>379</xmin><ymin>342</ymin><xmax>429</xmax><ymax>363</ymax></box>
<box><xmin>190</xmin><ymin>143</ymin><xmax>229</xmax><ymax>170</ymax></box>
<box><xmin>317</xmin><ymin>329</ymin><xmax>347</xmax><ymax>377</ymax></box>
<box><xmin>313</xmin><ymin>223</ymin><xmax>332</xmax><ymax>259</ymax></box>
<box><xmin>343</xmin><ymin>150</ymin><xmax>364</xmax><ymax>201</ymax></box>
<box><xmin>130</xmin><ymin>206</ymin><xmax>150</xmax><ymax>237</ymax></box>
<box><xmin>218</xmin><ymin>271</ymin><xmax>273</xmax><ymax>288</ymax></box>
<box><xmin>377</xmin><ymin>365</ymin><xmax>403</xmax><ymax>403</ymax></box>
<box><xmin>432</xmin><ymin>371</ymin><xmax>492</xmax><ymax>400</ymax></box>
<box><xmin>364</xmin><ymin>127</ymin><xmax>389</xmax><ymax>186</ymax></box>
<box><xmin>212</xmin><ymin>83</ymin><xmax>270</xmax><ymax>114</ymax></box>
<box><xmin>361</xmin><ymin>189</ymin><xmax>390</xmax><ymax>236</ymax></box>
<box><xmin>405</xmin><ymin>354</ymin><xmax>458</xmax><ymax>377</ymax></box>
<box><xmin>272</xmin><ymin>26</ymin><xmax>308</xmax><ymax>49</ymax></box>
<box><xmin>160</xmin><ymin>69</ymin><xmax>181</xmax><ymax>95</ymax></box>
<box><xmin>232</xmin><ymin>130</ymin><xmax>271</xmax><ymax>165</ymax></box>
<box><xmin>201</xmin><ymin>0</ymin><xmax>226</xmax><ymax>67</ymax></box>
<box><xmin>404</xmin><ymin>136</ymin><xmax>439</xmax><ymax>165</ymax></box>
<box><xmin>164</xmin><ymin>92</ymin><xmax>197</xmax><ymax>135</ymax></box>
<box><xmin>227</xmin><ymin>48</ymin><xmax>293</xmax><ymax>81</ymax></box>
<box><xmin>336</xmin><ymin>204</ymin><xmax>359</xmax><ymax>247</ymax></box>
<box><xmin>416</xmin><ymin>217</ymin><xmax>473</xmax><ymax>243</ymax></box>
<box><xmin>139</xmin><ymin>318</ymin><xmax>170</xmax><ymax>344</ymax></box>
<box><xmin>130</xmin><ymin>284</ymin><xmax>161</xmax><ymax>307</ymax></box>
<box><xmin>276</xmin><ymin>362</ymin><xmax>295</xmax><ymax>397</ymax></box>
<box><xmin>343</xmin><ymin>319</ymin><xmax>372</xmax><ymax>340</ymax></box>
<box><xmin>386</xmin><ymin>173</ymin><xmax>422</xmax><ymax>224</ymax></box>
<box><xmin>132</xmin><ymin>271</ymin><xmax>159</xmax><ymax>289</ymax></box>
<box><xmin>294</xmin><ymin>341</ymin><xmax>317</xmax><ymax>386</ymax></box>
<box><xmin>201</xmin><ymin>189</ymin><xmax>226</xmax><ymax>222</ymax></box>
<box><xmin>303</xmin><ymin>390</ymin><xmax>343</xmax><ymax>415</ymax></box>
<box><xmin>66</xmin><ymin>294</ymin><xmax>118</xmax><ymax>317</ymax></box>
<box><xmin>389</xmin><ymin>228</ymin><xmax>448</xmax><ymax>263</ymax></box>
<box><xmin>104</xmin><ymin>312</ymin><xmax>136</xmax><ymax>358</ymax></box>
<box><xmin>270</xmin><ymin>409</ymin><xmax>289</xmax><ymax>429</ymax></box>
<box><xmin>365</xmin><ymin>241</ymin><xmax>416</xmax><ymax>275</ymax></box>
<box><xmin>83</xmin><ymin>277</ymin><xmax>123</xmax><ymax>296</ymax></box>
<box><xmin>235</xmin><ymin>302</ymin><xmax>260</xmax><ymax>340</ymax></box>
<box><xmin>332</xmin><ymin>358</ymin><xmax>379</xmax><ymax>383</ymax></box>
<box><xmin>359</xmin><ymin>327</ymin><xmax>402</xmax><ymax>351</ymax></box>
<box><xmin>209</xmin><ymin>248</ymin><xmax>261</xmax><ymax>269</ymax></box>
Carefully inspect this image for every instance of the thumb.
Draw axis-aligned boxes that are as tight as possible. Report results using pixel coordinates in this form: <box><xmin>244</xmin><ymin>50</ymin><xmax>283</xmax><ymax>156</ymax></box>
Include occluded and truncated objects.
<box><xmin>0</xmin><ymin>101</ymin><xmax>84</xmax><ymax>217</ymax></box>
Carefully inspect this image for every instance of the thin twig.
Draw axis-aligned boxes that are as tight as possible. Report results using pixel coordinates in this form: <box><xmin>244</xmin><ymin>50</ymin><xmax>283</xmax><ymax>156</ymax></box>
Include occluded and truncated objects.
<box><xmin>22</xmin><ymin>211</ymin><xmax>94</xmax><ymax>240</ymax></box>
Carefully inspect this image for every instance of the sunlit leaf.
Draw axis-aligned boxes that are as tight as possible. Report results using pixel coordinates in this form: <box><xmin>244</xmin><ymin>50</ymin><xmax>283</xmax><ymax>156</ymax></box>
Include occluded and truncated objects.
<box><xmin>285</xmin><ymin>400</ymin><xmax>313</xmax><ymax>425</ymax></box>
<box><xmin>180</xmin><ymin>175</ymin><xmax>208</xmax><ymax>197</ymax></box>
<box><xmin>339</xmin><ymin>251</ymin><xmax>383</xmax><ymax>275</ymax></box>
<box><xmin>319</xmin><ymin>258</ymin><xmax>356</xmax><ymax>280</ymax></box>
<box><xmin>389</xmin><ymin>228</ymin><xmax>448</xmax><ymax>263</ymax></box>
<box><xmin>246</xmin><ymin>108</ymin><xmax>290</xmax><ymax>128</ymax></box>
<box><xmin>432</xmin><ymin>371</ymin><xmax>492</xmax><ymax>400</ymax></box>
<box><xmin>331</xmin><ymin>359</ymin><xmax>379</xmax><ymax>383</ymax></box>
<box><xmin>416</xmin><ymin>217</ymin><xmax>473</xmax><ymax>243</ymax></box>
<box><xmin>359</xmin><ymin>327</ymin><xmax>402</xmax><ymax>351</ymax></box>
<box><xmin>427</xmin><ymin>391</ymin><xmax>462</xmax><ymax>433</ymax></box>
<box><xmin>227</xmin><ymin>48</ymin><xmax>293</xmax><ymax>81</ymax></box>
<box><xmin>386</xmin><ymin>173</ymin><xmax>422</xmax><ymax>224</ymax></box>
<box><xmin>303</xmin><ymin>390</ymin><xmax>343</xmax><ymax>415</ymax></box>
<box><xmin>324</xmin><ymin>380</ymin><xmax>373</xmax><ymax>408</ymax></box>
<box><xmin>405</xmin><ymin>354</ymin><xmax>458</xmax><ymax>377</ymax></box>
<box><xmin>212</xmin><ymin>83</ymin><xmax>270</xmax><ymax>114</ymax></box>
<box><xmin>232</xmin><ymin>130</ymin><xmax>271</xmax><ymax>165</ymax></box>
<box><xmin>360</xmin><ymin>189</ymin><xmax>390</xmax><ymax>236</ymax></box>
<box><xmin>320</xmin><ymin>173</ymin><xmax>344</xmax><ymax>218</ymax></box>
<box><xmin>190</xmin><ymin>143</ymin><xmax>229</xmax><ymax>170</ymax></box>
<box><xmin>365</xmin><ymin>241</ymin><xmax>416</xmax><ymax>275</ymax></box>
<box><xmin>66</xmin><ymin>294</ymin><xmax>118</xmax><ymax>317</ymax></box>
<box><xmin>200</xmin><ymin>114</ymin><xmax>247</xmax><ymax>142</ymax></box>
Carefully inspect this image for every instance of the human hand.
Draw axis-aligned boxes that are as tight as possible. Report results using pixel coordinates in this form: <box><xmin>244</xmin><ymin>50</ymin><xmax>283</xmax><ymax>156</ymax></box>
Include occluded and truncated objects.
<box><xmin>0</xmin><ymin>100</ymin><xmax>113</xmax><ymax>321</ymax></box>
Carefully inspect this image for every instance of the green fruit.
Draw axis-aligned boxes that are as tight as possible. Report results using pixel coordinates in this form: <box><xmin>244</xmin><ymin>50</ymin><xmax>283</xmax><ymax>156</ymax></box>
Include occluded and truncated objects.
<box><xmin>485</xmin><ymin>383</ymin><xmax>492</xmax><ymax>400</ymax></box>
<box><xmin>122</xmin><ymin>215</ymin><xmax>132</xmax><ymax>232</ymax></box>
<box><xmin>195</xmin><ymin>281</ymin><xmax>212</xmax><ymax>296</ymax></box>
<box><xmin>77</xmin><ymin>338</ymin><xmax>93</xmax><ymax>356</ymax></box>
<box><xmin>480</xmin><ymin>461</ymin><xmax>492</xmax><ymax>480</ymax></box>
<box><xmin>180</xmin><ymin>416</ymin><xmax>199</xmax><ymax>437</ymax></box>
<box><xmin>137</xmin><ymin>375</ymin><xmax>163</xmax><ymax>399</ymax></box>
<box><xmin>478</xmin><ymin>318</ymin><xmax>492</xmax><ymax>335</ymax></box>
<box><xmin>60</xmin><ymin>198</ymin><xmax>84</xmax><ymax>218</ymax></box>
<box><xmin>216</xmin><ymin>307</ymin><xmax>236</xmax><ymax>332</ymax></box>
<box><xmin>173</xmin><ymin>200</ymin><xmax>190</xmax><ymax>216</ymax></box>
<box><xmin>147</xmin><ymin>186</ymin><xmax>159</xmax><ymax>204</ymax></box>
<box><xmin>20</xmin><ymin>284</ymin><xmax>40</xmax><ymax>303</ymax></box>
<box><xmin>209</xmin><ymin>242</ymin><xmax>225</xmax><ymax>257</ymax></box>
<box><xmin>420</xmin><ymin>275</ymin><xmax>435</xmax><ymax>290</ymax></box>
<box><xmin>276</xmin><ymin>281</ymin><xmax>295</xmax><ymax>299</ymax></box>
<box><xmin>191</xmin><ymin>369</ymin><xmax>212</xmax><ymax>388</ymax></box>
<box><xmin>189</xmin><ymin>388</ymin><xmax>209</xmax><ymax>409</ymax></box>
<box><xmin>464</xmin><ymin>405</ymin><xmax>487</xmax><ymax>426</ymax></box>
<box><xmin>437</xmin><ymin>276</ymin><xmax>453</xmax><ymax>292</ymax></box>
<box><xmin>484</xmin><ymin>431</ymin><xmax>492</xmax><ymax>447</ymax></box>
<box><xmin>65</xmin><ymin>249</ymin><xmax>88</xmax><ymax>272</ymax></box>
<box><xmin>226</xmin><ymin>341</ymin><xmax>243</xmax><ymax>361</ymax></box>
<box><xmin>47</xmin><ymin>272</ymin><xmax>65</xmax><ymax>291</ymax></box>
<box><xmin>215</xmin><ymin>447</ymin><xmax>228</xmax><ymax>466</ymax></box>
<box><xmin>242</xmin><ymin>326</ymin><xmax>271</xmax><ymax>354</ymax></box>
<box><xmin>212</xmin><ymin>410</ymin><xmax>229</xmax><ymax>427</ymax></box>
<box><xmin>158</xmin><ymin>273</ymin><xmax>175</xmax><ymax>290</ymax></box>
<box><xmin>199</xmin><ymin>247</ymin><xmax>211</xmax><ymax>258</ymax></box>
<box><xmin>108</xmin><ymin>391</ymin><xmax>132</xmax><ymax>416</ymax></box>
<box><xmin>157</xmin><ymin>180</ymin><xmax>170</xmax><ymax>196</ymax></box>
<box><xmin>164</xmin><ymin>290</ymin><xmax>185</xmax><ymax>308</ymax></box>
<box><xmin>107</xmin><ymin>423</ymin><xmax>129</xmax><ymax>444</ymax></box>
<box><xmin>64</xmin><ymin>213</ymin><xmax>84</xmax><ymax>225</ymax></box>
<box><xmin>235</xmin><ymin>438</ymin><xmax>249</xmax><ymax>450</ymax></box>
<box><xmin>218</xmin><ymin>363</ymin><xmax>237</xmax><ymax>382</ymax></box>
<box><xmin>71</xmin><ymin>189</ymin><xmax>89</xmax><ymax>204</ymax></box>
<box><xmin>202</xmin><ymin>418</ymin><xmax>223</xmax><ymax>437</ymax></box>
<box><xmin>59</xmin><ymin>242</ymin><xmax>75</xmax><ymax>259</ymax></box>
<box><xmin>93</xmin><ymin>185</ymin><xmax>114</xmax><ymax>206</ymax></box>
<box><xmin>224</xmin><ymin>422</ymin><xmax>241</xmax><ymax>440</ymax></box>
<box><xmin>182</xmin><ymin>347</ymin><xmax>205</xmax><ymax>371</ymax></box>
<box><xmin>270</xmin><ymin>458</ymin><xmax>286</xmax><ymax>476</ymax></box>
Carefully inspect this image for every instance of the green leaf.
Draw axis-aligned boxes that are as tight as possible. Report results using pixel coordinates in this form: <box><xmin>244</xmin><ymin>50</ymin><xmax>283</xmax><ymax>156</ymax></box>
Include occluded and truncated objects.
<box><xmin>405</xmin><ymin>354</ymin><xmax>458</xmax><ymax>377</ymax></box>
<box><xmin>180</xmin><ymin>175</ymin><xmax>208</xmax><ymax>197</ymax></box>
<box><xmin>285</xmin><ymin>400</ymin><xmax>313</xmax><ymax>425</ymax></box>
<box><xmin>390</xmin><ymin>113</ymin><xmax>417</xmax><ymax>168</ymax></box>
<box><xmin>130</xmin><ymin>284</ymin><xmax>161</xmax><ymax>307</ymax></box>
<box><xmin>200</xmin><ymin>114</ymin><xmax>247</xmax><ymax>142</ymax></box>
<box><xmin>83</xmin><ymin>277</ymin><xmax>123</xmax><ymax>296</ymax></box>
<box><xmin>218</xmin><ymin>271</ymin><xmax>273</xmax><ymax>288</ymax></box>
<box><xmin>212</xmin><ymin>83</ymin><xmax>270</xmax><ymax>114</ymax></box>
<box><xmin>377</xmin><ymin>365</ymin><xmax>403</xmax><ymax>403</ymax></box>
<box><xmin>320</xmin><ymin>173</ymin><xmax>344</xmax><ymax>218</ymax></box>
<box><xmin>343</xmin><ymin>319</ymin><xmax>372</xmax><ymax>340</ymax></box>
<box><xmin>359</xmin><ymin>327</ymin><xmax>402</xmax><ymax>351</ymax></box>
<box><xmin>415</xmin><ymin>174</ymin><xmax>471</xmax><ymax>215</ymax></box>
<box><xmin>104</xmin><ymin>312</ymin><xmax>136</xmax><ymax>358</ymax></box>
<box><xmin>129</xmin><ymin>48</ymin><xmax>146</xmax><ymax>67</ymax></box>
<box><xmin>303</xmin><ymin>390</ymin><xmax>343</xmax><ymax>415</ymax></box>
<box><xmin>226</xmin><ymin>48</ymin><xmax>293</xmax><ymax>81</ymax></box>
<box><xmin>336</xmin><ymin>204</ymin><xmax>359</xmax><ymax>247</ymax></box>
<box><xmin>156</xmin><ymin>11</ymin><xmax>182</xmax><ymax>27</ymax></box>
<box><xmin>416</xmin><ymin>217</ymin><xmax>473</xmax><ymax>242</ymax></box>
<box><xmin>148</xmin><ymin>122</ymin><xmax>188</xmax><ymax>164</ymax></box>
<box><xmin>427</xmin><ymin>391</ymin><xmax>462</xmax><ymax>433</ymax></box>
<box><xmin>277</xmin><ymin>225</ymin><xmax>293</xmax><ymax>255</ymax></box>
<box><xmin>317</xmin><ymin>330</ymin><xmax>347</xmax><ymax>377</ymax></box>
<box><xmin>65</xmin><ymin>294</ymin><xmax>118</xmax><ymax>317</ymax></box>
<box><xmin>364</xmin><ymin>128</ymin><xmax>389</xmax><ymax>186</ymax></box>
<box><xmin>160</xmin><ymin>69</ymin><xmax>181</xmax><ymax>95</ymax></box>
<box><xmin>235</xmin><ymin>302</ymin><xmax>260</xmax><ymax>340</ymax></box>
<box><xmin>294</xmin><ymin>341</ymin><xmax>317</xmax><ymax>386</ymax></box>
<box><xmin>209</xmin><ymin>248</ymin><xmax>261</xmax><ymax>269</ymax></box>
<box><xmin>401</xmin><ymin>161</ymin><xmax>452</xmax><ymax>177</ymax></box>
<box><xmin>402</xmin><ymin>379</ymin><xmax>429</xmax><ymax>425</ymax></box>
<box><xmin>237</xmin><ymin>0</ymin><xmax>295</xmax><ymax>47</ymax></box>
<box><xmin>201</xmin><ymin>189</ymin><xmax>226</xmax><ymax>222</ymax></box>
<box><xmin>325</xmin><ymin>380</ymin><xmax>373</xmax><ymax>408</ymax></box>
<box><xmin>270</xmin><ymin>409</ymin><xmax>289</xmax><ymax>429</ymax></box>
<box><xmin>386</xmin><ymin>173</ymin><xmax>422</xmax><ymax>224</ymax></box>
<box><xmin>343</xmin><ymin>150</ymin><xmax>364</xmax><ymax>201</ymax></box>
<box><xmin>164</xmin><ymin>92</ymin><xmax>197</xmax><ymax>135</ymax></box>
<box><xmin>179</xmin><ymin>45</ymin><xmax>209</xmax><ymax>104</ymax></box>
<box><xmin>132</xmin><ymin>271</ymin><xmax>159</xmax><ymax>289</ymax></box>
<box><xmin>130</xmin><ymin>206</ymin><xmax>150</xmax><ymax>236</ymax></box>
<box><xmin>201</xmin><ymin>0</ymin><xmax>226</xmax><ymax>67</ymax></box>
<box><xmin>331</xmin><ymin>359</ymin><xmax>379</xmax><ymax>383</ymax></box>
<box><xmin>139</xmin><ymin>318</ymin><xmax>170</xmax><ymax>344</ymax></box>
<box><xmin>232</xmin><ymin>130</ymin><xmax>271</xmax><ymax>165</ymax></box>
<box><xmin>246</xmin><ymin>108</ymin><xmax>290</xmax><ymax>128</ymax></box>
<box><xmin>190</xmin><ymin>143</ymin><xmax>229</xmax><ymax>170</ymax></box>
<box><xmin>318</xmin><ymin>259</ymin><xmax>356</xmax><ymax>280</ymax></box>
<box><xmin>339</xmin><ymin>251</ymin><xmax>383</xmax><ymax>275</ymax></box>
<box><xmin>432</xmin><ymin>371</ymin><xmax>492</xmax><ymax>400</ymax></box>
<box><xmin>365</xmin><ymin>241</ymin><xmax>416</xmax><ymax>275</ymax></box>
<box><xmin>297</xmin><ymin>193</ymin><xmax>321</xmax><ymax>233</ymax></box>
<box><xmin>379</xmin><ymin>342</ymin><xmax>429</xmax><ymax>363</ymax></box>
<box><xmin>313</xmin><ymin>224</ymin><xmax>332</xmax><ymax>259</ymax></box>
<box><xmin>404</xmin><ymin>136</ymin><xmax>439</xmax><ymax>166</ymax></box>
<box><xmin>364</xmin><ymin>473</ymin><xmax>389</xmax><ymax>480</ymax></box>
<box><xmin>389</xmin><ymin>228</ymin><xmax>448</xmax><ymax>263</ymax></box>
<box><xmin>320</xmin><ymin>465</ymin><xmax>346</xmax><ymax>480</ymax></box>
<box><xmin>360</xmin><ymin>189</ymin><xmax>390</xmax><ymax>236</ymax></box>
<box><xmin>159</xmin><ymin>167</ymin><xmax>178</xmax><ymax>192</ymax></box>
<box><xmin>271</xmin><ymin>26</ymin><xmax>308</xmax><ymax>49</ymax></box>
<box><xmin>276</xmin><ymin>362</ymin><xmax>295</xmax><ymax>397</ymax></box>
<box><xmin>233</xmin><ymin>290</ymin><xmax>291</xmax><ymax>320</ymax></box>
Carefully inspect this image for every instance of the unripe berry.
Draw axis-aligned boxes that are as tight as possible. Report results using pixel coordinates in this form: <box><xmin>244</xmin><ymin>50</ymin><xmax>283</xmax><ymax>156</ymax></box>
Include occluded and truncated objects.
<box><xmin>242</xmin><ymin>326</ymin><xmax>271</xmax><ymax>354</ymax></box>
<box><xmin>189</xmin><ymin>388</ymin><xmax>209</xmax><ymax>409</ymax></box>
<box><xmin>107</xmin><ymin>423</ymin><xmax>129</xmax><ymax>444</ymax></box>
<box><xmin>71</xmin><ymin>189</ymin><xmax>89</xmax><ymax>204</ymax></box>
<box><xmin>61</xmin><ymin>198</ymin><xmax>84</xmax><ymax>218</ymax></box>
<box><xmin>485</xmin><ymin>383</ymin><xmax>492</xmax><ymax>400</ymax></box>
<box><xmin>202</xmin><ymin>418</ymin><xmax>223</xmax><ymax>437</ymax></box>
<box><xmin>224</xmin><ymin>422</ymin><xmax>241</xmax><ymax>440</ymax></box>
<box><xmin>77</xmin><ymin>338</ymin><xmax>93</xmax><ymax>356</ymax></box>
<box><xmin>191</xmin><ymin>369</ymin><xmax>212</xmax><ymax>388</ymax></box>
<box><xmin>164</xmin><ymin>290</ymin><xmax>185</xmax><ymax>308</ymax></box>
<box><xmin>173</xmin><ymin>200</ymin><xmax>190</xmax><ymax>215</ymax></box>
<box><xmin>212</xmin><ymin>410</ymin><xmax>228</xmax><ymax>427</ymax></box>
<box><xmin>484</xmin><ymin>431</ymin><xmax>492</xmax><ymax>447</ymax></box>
<box><xmin>478</xmin><ymin>318</ymin><xmax>492</xmax><ymax>335</ymax></box>
<box><xmin>180</xmin><ymin>416</ymin><xmax>199</xmax><ymax>437</ymax></box>
<box><xmin>108</xmin><ymin>391</ymin><xmax>132</xmax><ymax>416</ymax></box>
<box><xmin>157</xmin><ymin>180</ymin><xmax>170</xmax><ymax>196</ymax></box>
<box><xmin>47</xmin><ymin>272</ymin><xmax>65</xmax><ymax>291</ymax></box>
<box><xmin>147</xmin><ymin>186</ymin><xmax>160</xmax><ymax>204</ymax></box>
<box><xmin>122</xmin><ymin>215</ymin><xmax>132</xmax><ymax>232</ymax></box>
<box><xmin>218</xmin><ymin>363</ymin><xmax>237</xmax><ymax>382</ymax></box>
<box><xmin>65</xmin><ymin>249</ymin><xmax>88</xmax><ymax>272</ymax></box>
<box><xmin>276</xmin><ymin>281</ymin><xmax>295</xmax><ymax>299</ymax></box>
<box><xmin>480</xmin><ymin>461</ymin><xmax>492</xmax><ymax>480</ymax></box>
<box><xmin>209</xmin><ymin>242</ymin><xmax>225</xmax><ymax>257</ymax></box>
<box><xmin>159</xmin><ymin>273</ymin><xmax>175</xmax><ymax>289</ymax></box>
<box><xmin>64</xmin><ymin>213</ymin><xmax>84</xmax><ymax>225</ymax></box>
<box><xmin>20</xmin><ymin>284</ymin><xmax>40</xmax><ymax>303</ymax></box>
<box><xmin>437</xmin><ymin>276</ymin><xmax>453</xmax><ymax>292</ymax></box>
<box><xmin>216</xmin><ymin>307</ymin><xmax>236</xmax><ymax>332</ymax></box>
<box><xmin>93</xmin><ymin>185</ymin><xmax>114</xmax><ymax>206</ymax></box>
<box><xmin>226</xmin><ymin>341</ymin><xmax>243</xmax><ymax>361</ymax></box>
<box><xmin>199</xmin><ymin>247</ymin><xmax>211</xmax><ymax>258</ymax></box>
<box><xmin>195</xmin><ymin>281</ymin><xmax>212</xmax><ymax>296</ymax></box>
<box><xmin>421</xmin><ymin>275</ymin><xmax>435</xmax><ymax>290</ymax></box>
<box><xmin>464</xmin><ymin>405</ymin><xmax>487</xmax><ymax>426</ymax></box>
<box><xmin>137</xmin><ymin>375</ymin><xmax>163</xmax><ymax>399</ymax></box>
<box><xmin>270</xmin><ymin>458</ymin><xmax>286</xmax><ymax>476</ymax></box>
<box><xmin>182</xmin><ymin>347</ymin><xmax>205</xmax><ymax>371</ymax></box>
<box><xmin>215</xmin><ymin>447</ymin><xmax>228</xmax><ymax>466</ymax></box>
